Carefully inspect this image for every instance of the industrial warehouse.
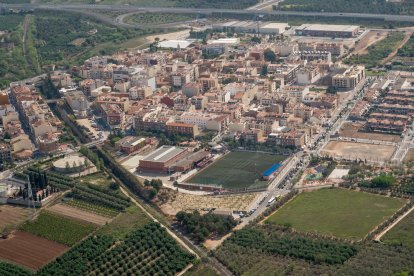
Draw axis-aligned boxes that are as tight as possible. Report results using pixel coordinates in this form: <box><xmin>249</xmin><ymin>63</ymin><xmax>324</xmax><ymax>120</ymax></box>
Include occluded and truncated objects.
<box><xmin>137</xmin><ymin>145</ymin><xmax>211</xmax><ymax>173</ymax></box>
<box><xmin>212</xmin><ymin>21</ymin><xmax>290</xmax><ymax>34</ymax></box>
<box><xmin>295</xmin><ymin>24</ymin><xmax>360</xmax><ymax>38</ymax></box>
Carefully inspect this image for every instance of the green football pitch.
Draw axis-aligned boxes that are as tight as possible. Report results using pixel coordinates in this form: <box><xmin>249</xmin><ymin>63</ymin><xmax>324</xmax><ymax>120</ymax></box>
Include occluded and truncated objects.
<box><xmin>187</xmin><ymin>151</ymin><xmax>287</xmax><ymax>190</ymax></box>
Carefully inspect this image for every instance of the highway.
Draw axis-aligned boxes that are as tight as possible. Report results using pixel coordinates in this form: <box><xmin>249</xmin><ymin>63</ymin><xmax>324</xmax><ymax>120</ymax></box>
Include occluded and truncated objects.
<box><xmin>5</xmin><ymin>3</ymin><xmax>414</xmax><ymax>23</ymax></box>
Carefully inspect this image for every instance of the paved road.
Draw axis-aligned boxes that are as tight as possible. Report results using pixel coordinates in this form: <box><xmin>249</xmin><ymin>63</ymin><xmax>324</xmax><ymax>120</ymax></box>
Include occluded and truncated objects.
<box><xmin>6</xmin><ymin>3</ymin><xmax>414</xmax><ymax>23</ymax></box>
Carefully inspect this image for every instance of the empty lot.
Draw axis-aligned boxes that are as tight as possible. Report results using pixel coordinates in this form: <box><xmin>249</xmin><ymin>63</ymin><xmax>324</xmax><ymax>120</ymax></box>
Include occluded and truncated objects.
<box><xmin>340</xmin><ymin>122</ymin><xmax>401</xmax><ymax>143</ymax></box>
<box><xmin>160</xmin><ymin>191</ymin><xmax>261</xmax><ymax>215</ymax></box>
<box><xmin>321</xmin><ymin>141</ymin><xmax>396</xmax><ymax>162</ymax></box>
<box><xmin>0</xmin><ymin>231</ymin><xmax>68</xmax><ymax>269</ymax></box>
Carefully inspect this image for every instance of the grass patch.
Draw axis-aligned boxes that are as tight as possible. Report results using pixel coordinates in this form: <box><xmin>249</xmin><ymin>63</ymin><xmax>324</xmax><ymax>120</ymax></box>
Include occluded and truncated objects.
<box><xmin>382</xmin><ymin>209</ymin><xmax>414</xmax><ymax>250</ymax></box>
<box><xmin>97</xmin><ymin>205</ymin><xmax>151</xmax><ymax>239</ymax></box>
<box><xmin>80</xmin><ymin>172</ymin><xmax>113</xmax><ymax>187</ymax></box>
<box><xmin>20</xmin><ymin>211</ymin><xmax>96</xmax><ymax>246</ymax></box>
<box><xmin>65</xmin><ymin>199</ymin><xmax>119</xmax><ymax>217</ymax></box>
<box><xmin>266</xmin><ymin>188</ymin><xmax>405</xmax><ymax>240</ymax></box>
<box><xmin>188</xmin><ymin>151</ymin><xmax>286</xmax><ymax>190</ymax></box>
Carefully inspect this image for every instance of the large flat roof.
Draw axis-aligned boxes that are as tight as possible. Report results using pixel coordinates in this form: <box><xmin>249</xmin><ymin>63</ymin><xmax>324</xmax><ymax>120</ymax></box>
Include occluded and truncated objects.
<box><xmin>158</xmin><ymin>40</ymin><xmax>192</xmax><ymax>49</ymax></box>
<box><xmin>296</xmin><ymin>24</ymin><xmax>359</xmax><ymax>32</ymax></box>
<box><xmin>261</xmin><ymin>22</ymin><xmax>289</xmax><ymax>30</ymax></box>
<box><xmin>142</xmin><ymin>146</ymin><xmax>186</xmax><ymax>163</ymax></box>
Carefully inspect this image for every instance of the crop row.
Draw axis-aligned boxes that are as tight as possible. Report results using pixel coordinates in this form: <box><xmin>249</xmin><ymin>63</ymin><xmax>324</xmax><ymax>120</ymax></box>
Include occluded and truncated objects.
<box><xmin>75</xmin><ymin>184</ymin><xmax>130</xmax><ymax>206</ymax></box>
<box><xmin>71</xmin><ymin>189</ymin><xmax>127</xmax><ymax>211</ymax></box>
<box><xmin>89</xmin><ymin>222</ymin><xmax>195</xmax><ymax>275</ymax></box>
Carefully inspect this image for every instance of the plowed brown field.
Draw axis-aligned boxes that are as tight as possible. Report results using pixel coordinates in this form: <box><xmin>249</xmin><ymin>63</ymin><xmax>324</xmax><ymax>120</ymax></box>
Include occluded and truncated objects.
<box><xmin>0</xmin><ymin>205</ymin><xmax>31</xmax><ymax>228</ymax></box>
<box><xmin>48</xmin><ymin>204</ymin><xmax>111</xmax><ymax>225</ymax></box>
<box><xmin>0</xmin><ymin>231</ymin><xmax>68</xmax><ymax>269</ymax></box>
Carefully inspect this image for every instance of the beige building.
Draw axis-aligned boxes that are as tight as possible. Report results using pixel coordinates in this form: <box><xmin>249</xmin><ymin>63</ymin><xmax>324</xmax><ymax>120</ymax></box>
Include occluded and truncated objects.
<box><xmin>332</xmin><ymin>65</ymin><xmax>365</xmax><ymax>90</ymax></box>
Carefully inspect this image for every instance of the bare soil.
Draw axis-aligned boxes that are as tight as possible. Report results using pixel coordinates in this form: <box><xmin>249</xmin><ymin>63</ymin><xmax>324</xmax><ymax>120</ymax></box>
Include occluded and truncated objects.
<box><xmin>47</xmin><ymin>204</ymin><xmax>112</xmax><ymax>226</ymax></box>
<box><xmin>0</xmin><ymin>231</ymin><xmax>68</xmax><ymax>270</ymax></box>
<box><xmin>339</xmin><ymin>122</ymin><xmax>401</xmax><ymax>142</ymax></box>
<box><xmin>321</xmin><ymin>141</ymin><xmax>396</xmax><ymax>162</ymax></box>
<box><xmin>0</xmin><ymin>205</ymin><xmax>31</xmax><ymax>229</ymax></box>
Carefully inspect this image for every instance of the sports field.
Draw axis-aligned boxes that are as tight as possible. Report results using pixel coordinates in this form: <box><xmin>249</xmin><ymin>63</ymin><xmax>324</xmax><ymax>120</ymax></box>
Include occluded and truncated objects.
<box><xmin>266</xmin><ymin>188</ymin><xmax>405</xmax><ymax>240</ymax></box>
<box><xmin>187</xmin><ymin>151</ymin><xmax>286</xmax><ymax>190</ymax></box>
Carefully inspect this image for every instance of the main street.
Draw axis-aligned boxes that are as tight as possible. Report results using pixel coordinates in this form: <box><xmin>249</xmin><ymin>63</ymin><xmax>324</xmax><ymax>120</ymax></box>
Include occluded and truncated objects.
<box><xmin>239</xmin><ymin>78</ymin><xmax>371</xmax><ymax>227</ymax></box>
<box><xmin>5</xmin><ymin>3</ymin><xmax>414</xmax><ymax>23</ymax></box>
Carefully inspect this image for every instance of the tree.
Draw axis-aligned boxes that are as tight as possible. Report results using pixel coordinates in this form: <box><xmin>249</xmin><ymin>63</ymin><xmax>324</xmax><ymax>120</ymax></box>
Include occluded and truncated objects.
<box><xmin>261</xmin><ymin>65</ymin><xmax>268</xmax><ymax>76</ymax></box>
<box><xmin>264</xmin><ymin>48</ymin><xmax>277</xmax><ymax>62</ymax></box>
<box><xmin>327</xmin><ymin>86</ymin><xmax>338</xmax><ymax>94</ymax></box>
<box><xmin>251</xmin><ymin>36</ymin><xmax>261</xmax><ymax>43</ymax></box>
<box><xmin>371</xmin><ymin>173</ymin><xmax>396</xmax><ymax>189</ymax></box>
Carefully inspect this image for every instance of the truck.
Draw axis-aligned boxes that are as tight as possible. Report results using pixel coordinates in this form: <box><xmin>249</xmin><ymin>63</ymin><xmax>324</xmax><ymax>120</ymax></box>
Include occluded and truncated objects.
<box><xmin>267</xmin><ymin>196</ymin><xmax>276</xmax><ymax>206</ymax></box>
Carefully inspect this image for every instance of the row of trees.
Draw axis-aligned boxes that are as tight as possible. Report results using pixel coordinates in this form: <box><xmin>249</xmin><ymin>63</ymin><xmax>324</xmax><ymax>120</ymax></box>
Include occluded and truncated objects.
<box><xmin>37</xmin><ymin>222</ymin><xmax>195</xmax><ymax>276</ymax></box>
<box><xmin>38</xmin><ymin>235</ymin><xmax>115</xmax><ymax>275</ymax></box>
<box><xmin>71</xmin><ymin>183</ymin><xmax>130</xmax><ymax>211</ymax></box>
<box><xmin>224</xmin><ymin>226</ymin><xmax>358</xmax><ymax>265</ymax></box>
<box><xmin>276</xmin><ymin>0</ymin><xmax>410</xmax><ymax>15</ymax></box>
<box><xmin>93</xmin><ymin>146</ymin><xmax>155</xmax><ymax>201</ymax></box>
<box><xmin>366</xmin><ymin>200</ymin><xmax>414</xmax><ymax>241</ymax></box>
<box><xmin>176</xmin><ymin>210</ymin><xmax>237</xmax><ymax>242</ymax></box>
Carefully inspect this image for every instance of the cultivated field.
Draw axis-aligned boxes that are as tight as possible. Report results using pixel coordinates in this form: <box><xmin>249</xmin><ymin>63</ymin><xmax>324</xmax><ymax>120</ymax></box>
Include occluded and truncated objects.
<box><xmin>20</xmin><ymin>212</ymin><xmax>97</xmax><ymax>246</ymax></box>
<box><xmin>0</xmin><ymin>205</ymin><xmax>31</xmax><ymax>229</ymax></box>
<box><xmin>65</xmin><ymin>199</ymin><xmax>119</xmax><ymax>217</ymax></box>
<box><xmin>0</xmin><ymin>231</ymin><xmax>68</xmax><ymax>270</ymax></box>
<box><xmin>48</xmin><ymin>204</ymin><xmax>112</xmax><ymax>226</ymax></box>
<box><xmin>339</xmin><ymin>122</ymin><xmax>401</xmax><ymax>143</ymax></box>
<box><xmin>266</xmin><ymin>188</ymin><xmax>406</xmax><ymax>240</ymax></box>
<box><xmin>187</xmin><ymin>152</ymin><xmax>287</xmax><ymax>190</ymax></box>
<box><xmin>382</xmin><ymin>209</ymin><xmax>414</xmax><ymax>250</ymax></box>
<box><xmin>160</xmin><ymin>191</ymin><xmax>261</xmax><ymax>216</ymax></box>
<box><xmin>321</xmin><ymin>141</ymin><xmax>396</xmax><ymax>162</ymax></box>
<box><xmin>97</xmin><ymin>205</ymin><xmax>151</xmax><ymax>239</ymax></box>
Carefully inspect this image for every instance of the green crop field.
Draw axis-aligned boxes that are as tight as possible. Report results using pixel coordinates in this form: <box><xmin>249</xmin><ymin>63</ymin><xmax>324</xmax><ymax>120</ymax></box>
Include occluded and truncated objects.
<box><xmin>382</xmin><ymin>209</ymin><xmax>414</xmax><ymax>250</ymax></box>
<box><xmin>266</xmin><ymin>188</ymin><xmax>406</xmax><ymax>240</ymax></box>
<box><xmin>97</xmin><ymin>205</ymin><xmax>152</xmax><ymax>239</ymax></box>
<box><xmin>20</xmin><ymin>211</ymin><xmax>97</xmax><ymax>246</ymax></box>
<box><xmin>187</xmin><ymin>151</ymin><xmax>287</xmax><ymax>190</ymax></box>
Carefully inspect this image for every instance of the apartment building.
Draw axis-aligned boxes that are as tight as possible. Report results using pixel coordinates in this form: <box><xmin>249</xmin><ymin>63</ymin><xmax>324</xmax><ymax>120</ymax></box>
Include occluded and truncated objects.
<box><xmin>332</xmin><ymin>65</ymin><xmax>365</xmax><ymax>90</ymax></box>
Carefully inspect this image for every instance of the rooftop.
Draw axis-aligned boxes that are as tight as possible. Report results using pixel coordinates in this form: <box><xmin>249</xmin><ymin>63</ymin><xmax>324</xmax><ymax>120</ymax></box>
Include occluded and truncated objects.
<box><xmin>141</xmin><ymin>145</ymin><xmax>187</xmax><ymax>163</ymax></box>
<box><xmin>296</xmin><ymin>24</ymin><xmax>359</xmax><ymax>33</ymax></box>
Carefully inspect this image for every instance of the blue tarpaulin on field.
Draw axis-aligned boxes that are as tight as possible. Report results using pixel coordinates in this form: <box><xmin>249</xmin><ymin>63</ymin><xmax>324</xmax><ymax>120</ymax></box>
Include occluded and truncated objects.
<box><xmin>262</xmin><ymin>163</ymin><xmax>282</xmax><ymax>177</ymax></box>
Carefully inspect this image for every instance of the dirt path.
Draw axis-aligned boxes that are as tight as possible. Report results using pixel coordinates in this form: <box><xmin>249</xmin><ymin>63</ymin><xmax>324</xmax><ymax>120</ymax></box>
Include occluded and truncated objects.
<box><xmin>47</xmin><ymin>204</ymin><xmax>112</xmax><ymax>226</ymax></box>
<box><xmin>119</xmin><ymin>186</ymin><xmax>198</xmax><ymax>258</ymax></box>
<box><xmin>375</xmin><ymin>205</ymin><xmax>414</xmax><ymax>241</ymax></box>
<box><xmin>353</xmin><ymin>30</ymin><xmax>388</xmax><ymax>56</ymax></box>
<box><xmin>22</xmin><ymin>15</ymin><xmax>30</xmax><ymax>60</ymax></box>
<box><xmin>381</xmin><ymin>31</ymin><xmax>412</xmax><ymax>64</ymax></box>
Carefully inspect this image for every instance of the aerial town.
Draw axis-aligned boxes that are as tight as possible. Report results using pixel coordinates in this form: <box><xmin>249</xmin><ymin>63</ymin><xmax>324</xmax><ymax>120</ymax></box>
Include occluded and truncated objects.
<box><xmin>0</xmin><ymin>1</ymin><xmax>414</xmax><ymax>275</ymax></box>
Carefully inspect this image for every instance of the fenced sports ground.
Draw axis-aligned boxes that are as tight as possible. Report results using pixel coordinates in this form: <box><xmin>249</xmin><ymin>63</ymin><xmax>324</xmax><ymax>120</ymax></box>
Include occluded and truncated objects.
<box><xmin>187</xmin><ymin>151</ymin><xmax>287</xmax><ymax>190</ymax></box>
